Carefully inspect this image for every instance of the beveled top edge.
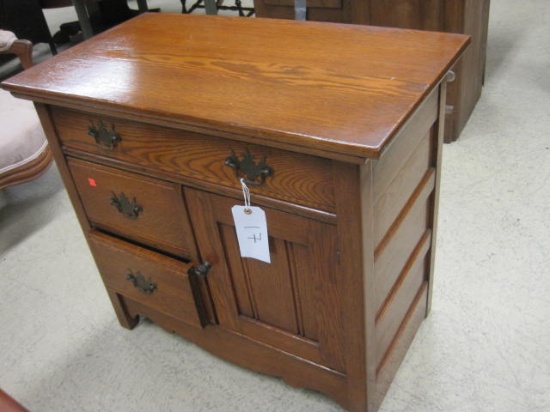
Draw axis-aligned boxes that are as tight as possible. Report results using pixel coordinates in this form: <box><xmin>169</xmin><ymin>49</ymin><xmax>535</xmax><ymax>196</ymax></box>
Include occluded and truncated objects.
<box><xmin>2</xmin><ymin>14</ymin><xmax>470</xmax><ymax>160</ymax></box>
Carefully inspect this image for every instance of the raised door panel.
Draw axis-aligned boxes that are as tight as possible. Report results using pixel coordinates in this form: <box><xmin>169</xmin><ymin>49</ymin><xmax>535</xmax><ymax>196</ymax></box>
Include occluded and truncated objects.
<box><xmin>185</xmin><ymin>188</ymin><xmax>346</xmax><ymax>372</ymax></box>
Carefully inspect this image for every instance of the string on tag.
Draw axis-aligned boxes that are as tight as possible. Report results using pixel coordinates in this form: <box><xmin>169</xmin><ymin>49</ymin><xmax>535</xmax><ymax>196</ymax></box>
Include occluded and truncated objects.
<box><xmin>240</xmin><ymin>178</ymin><xmax>252</xmax><ymax>214</ymax></box>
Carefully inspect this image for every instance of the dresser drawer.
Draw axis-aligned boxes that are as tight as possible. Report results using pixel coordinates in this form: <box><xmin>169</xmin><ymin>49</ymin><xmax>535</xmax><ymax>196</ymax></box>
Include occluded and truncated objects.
<box><xmin>88</xmin><ymin>232</ymin><xmax>207</xmax><ymax>328</ymax></box>
<box><xmin>68</xmin><ymin>158</ymin><xmax>196</xmax><ymax>259</ymax></box>
<box><xmin>52</xmin><ymin>107</ymin><xmax>336</xmax><ymax>212</ymax></box>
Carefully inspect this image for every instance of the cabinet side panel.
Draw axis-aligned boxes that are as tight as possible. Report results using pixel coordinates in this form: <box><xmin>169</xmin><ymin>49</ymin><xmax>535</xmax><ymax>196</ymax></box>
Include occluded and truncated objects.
<box><xmin>373</xmin><ymin>86</ymin><xmax>439</xmax><ymax>314</ymax></box>
<box><xmin>374</xmin><ymin>169</ymin><xmax>435</xmax><ymax>311</ymax></box>
<box><xmin>373</xmin><ymin>88</ymin><xmax>438</xmax><ymax>197</ymax></box>
<box><xmin>337</xmin><ymin>161</ymin><xmax>373</xmax><ymax>411</ymax></box>
<box><xmin>371</xmin><ymin>82</ymin><xmax>443</xmax><ymax>407</ymax></box>
<box><xmin>375</xmin><ymin>232</ymin><xmax>431</xmax><ymax>367</ymax></box>
<box><xmin>374</xmin><ymin>131</ymin><xmax>431</xmax><ymax>246</ymax></box>
<box><xmin>427</xmin><ymin>80</ymin><xmax>448</xmax><ymax>312</ymax></box>
<box><xmin>374</xmin><ymin>284</ymin><xmax>428</xmax><ymax>410</ymax></box>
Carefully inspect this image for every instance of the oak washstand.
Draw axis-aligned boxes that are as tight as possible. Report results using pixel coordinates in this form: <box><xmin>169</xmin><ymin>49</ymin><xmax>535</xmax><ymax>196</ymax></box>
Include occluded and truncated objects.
<box><xmin>2</xmin><ymin>14</ymin><xmax>469</xmax><ymax>411</ymax></box>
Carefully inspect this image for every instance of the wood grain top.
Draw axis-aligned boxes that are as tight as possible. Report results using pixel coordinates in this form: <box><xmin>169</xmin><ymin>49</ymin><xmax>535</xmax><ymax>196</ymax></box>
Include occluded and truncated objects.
<box><xmin>2</xmin><ymin>14</ymin><xmax>469</xmax><ymax>159</ymax></box>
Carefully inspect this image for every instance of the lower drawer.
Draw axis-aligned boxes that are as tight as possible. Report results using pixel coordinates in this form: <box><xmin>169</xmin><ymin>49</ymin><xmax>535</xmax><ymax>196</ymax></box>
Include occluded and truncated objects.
<box><xmin>88</xmin><ymin>232</ymin><xmax>208</xmax><ymax>329</ymax></box>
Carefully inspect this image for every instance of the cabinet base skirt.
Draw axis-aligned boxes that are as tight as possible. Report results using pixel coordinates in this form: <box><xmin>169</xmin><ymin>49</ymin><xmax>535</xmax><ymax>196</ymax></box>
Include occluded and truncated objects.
<box><xmin>120</xmin><ymin>295</ymin><xmax>350</xmax><ymax>409</ymax></box>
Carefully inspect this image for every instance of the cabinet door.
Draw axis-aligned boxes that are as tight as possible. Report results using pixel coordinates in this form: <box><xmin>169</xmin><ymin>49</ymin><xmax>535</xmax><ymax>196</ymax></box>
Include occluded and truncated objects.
<box><xmin>185</xmin><ymin>188</ymin><xmax>346</xmax><ymax>372</ymax></box>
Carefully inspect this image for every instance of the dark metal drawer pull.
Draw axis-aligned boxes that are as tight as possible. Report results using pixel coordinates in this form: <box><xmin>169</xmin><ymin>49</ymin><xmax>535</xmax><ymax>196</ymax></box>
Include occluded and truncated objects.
<box><xmin>110</xmin><ymin>192</ymin><xmax>142</xmax><ymax>219</ymax></box>
<box><xmin>189</xmin><ymin>261</ymin><xmax>212</xmax><ymax>279</ymax></box>
<box><xmin>126</xmin><ymin>270</ymin><xmax>157</xmax><ymax>295</ymax></box>
<box><xmin>88</xmin><ymin>119</ymin><xmax>121</xmax><ymax>151</ymax></box>
<box><xmin>224</xmin><ymin>149</ymin><xmax>274</xmax><ymax>186</ymax></box>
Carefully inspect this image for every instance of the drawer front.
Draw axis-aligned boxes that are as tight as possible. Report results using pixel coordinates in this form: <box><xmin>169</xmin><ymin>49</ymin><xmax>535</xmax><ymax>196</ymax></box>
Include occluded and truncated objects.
<box><xmin>88</xmin><ymin>232</ymin><xmax>206</xmax><ymax>328</ymax></box>
<box><xmin>68</xmin><ymin>158</ymin><xmax>197</xmax><ymax>259</ymax></box>
<box><xmin>52</xmin><ymin>107</ymin><xmax>336</xmax><ymax>212</ymax></box>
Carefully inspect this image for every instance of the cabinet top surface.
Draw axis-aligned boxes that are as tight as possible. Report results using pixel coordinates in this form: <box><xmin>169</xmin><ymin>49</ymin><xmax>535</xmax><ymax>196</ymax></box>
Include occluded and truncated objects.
<box><xmin>3</xmin><ymin>14</ymin><xmax>468</xmax><ymax>159</ymax></box>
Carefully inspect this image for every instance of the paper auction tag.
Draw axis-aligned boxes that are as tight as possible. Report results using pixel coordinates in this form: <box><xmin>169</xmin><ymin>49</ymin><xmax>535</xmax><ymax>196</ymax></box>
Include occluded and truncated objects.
<box><xmin>231</xmin><ymin>205</ymin><xmax>271</xmax><ymax>264</ymax></box>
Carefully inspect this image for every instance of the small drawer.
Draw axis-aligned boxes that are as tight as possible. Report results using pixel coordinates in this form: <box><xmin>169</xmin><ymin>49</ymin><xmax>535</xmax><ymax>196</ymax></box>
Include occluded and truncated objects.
<box><xmin>52</xmin><ymin>107</ymin><xmax>336</xmax><ymax>212</ymax></box>
<box><xmin>68</xmin><ymin>158</ymin><xmax>196</xmax><ymax>259</ymax></box>
<box><xmin>88</xmin><ymin>232</ymin><xmax>207</xmax><ymax>328</ymax></box>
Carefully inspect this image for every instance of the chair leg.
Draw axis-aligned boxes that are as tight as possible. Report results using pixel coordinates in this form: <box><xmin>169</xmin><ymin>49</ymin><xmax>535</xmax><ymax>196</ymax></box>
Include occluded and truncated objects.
<box><xmin>235</xmin><ymin>0</ymin><xmax>244</xmax><ymax>16</ymax></box>
<box><xmin>136</xmin><ymin>0</ymin><xmax>149</xmax><ymax>12</ymax></box>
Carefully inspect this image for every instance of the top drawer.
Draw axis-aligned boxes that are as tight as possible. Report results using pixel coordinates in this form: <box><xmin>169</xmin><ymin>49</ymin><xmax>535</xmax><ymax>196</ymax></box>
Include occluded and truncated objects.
<box><xmin>51</xmin><ymin>107</ymin><xmax>336</xmax><ymax>213</ymax></box>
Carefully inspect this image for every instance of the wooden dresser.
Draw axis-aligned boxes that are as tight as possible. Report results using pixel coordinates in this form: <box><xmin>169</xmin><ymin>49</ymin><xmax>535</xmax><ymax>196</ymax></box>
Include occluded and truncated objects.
<box><xmin>2</xmin><ymin>14</ymin><xmax>468</xmax><ymax>411</ymax></box>
<box><xmin>254</xmin><ymin>0</ymin><xmax>490</xmax><ymax>142</ymax></box>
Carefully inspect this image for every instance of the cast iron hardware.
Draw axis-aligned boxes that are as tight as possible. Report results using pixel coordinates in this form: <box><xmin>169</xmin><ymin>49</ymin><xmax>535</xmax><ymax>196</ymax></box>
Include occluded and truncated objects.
<box><xmin>188</xmin><ymin>262</ymin><xmax>212</xmax><ymax>327</ymax></box>
<box><xmin>189</xmin><ymin>261</ymin><xmax>212</xmax><ymax>279</ymax></box>
<box><xmin>88</xmin><ymin>119</ymin><xmax>121</xmax><ymax>151</ymax></box>
<box><xmin>126</xmin><ymin>270</ymin><xmax>157</xmax><ymax>295</ymax></box>
<box><xmin>224</xmin><ymin>149</ymin><xmax>274</xmax><ymax>186</ymax></box>
<box><xmin>110</xmin><ymin>192</ymin><xmax>142</xmax><ymax>219</ymax></box>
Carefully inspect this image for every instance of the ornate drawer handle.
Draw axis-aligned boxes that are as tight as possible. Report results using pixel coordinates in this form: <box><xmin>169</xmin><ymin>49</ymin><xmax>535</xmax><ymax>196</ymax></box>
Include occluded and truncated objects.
<box><xmin>126</xmin><ymin>270</ymin><xmax>157</xmax><ymax>295</ymax></box>
<box><xmin>224</xmin><ymin>149</ymin><xmax>274</xmax><ymax>186</ymax></box>
<box><xmin>88</xmin><ymin>119</ymin><xmax>121</xmax><ymax>151</ymax></box>
<box><xmin>110</xmin><ymin>192</ymin><xmax>142</xmax><ymax>219</ymax></box>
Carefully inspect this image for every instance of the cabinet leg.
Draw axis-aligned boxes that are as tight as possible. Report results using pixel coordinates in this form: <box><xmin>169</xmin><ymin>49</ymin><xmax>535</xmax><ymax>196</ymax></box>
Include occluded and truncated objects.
<box><xmin>106</xmin><ymin>289</ymin><xmax>139</xmax><ymax>329</ymax></box>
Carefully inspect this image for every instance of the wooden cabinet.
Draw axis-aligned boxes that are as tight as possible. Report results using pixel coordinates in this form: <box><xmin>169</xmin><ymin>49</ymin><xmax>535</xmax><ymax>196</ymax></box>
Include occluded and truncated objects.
<box><xmin>254</xmin><ymin>0</ymin><xmax>491</xmax><ymax>142</ymax></box>
<box><xmin>2</xmin><ymin>14</ymin><xmax>468</xmax><ymax>411</ymax></box>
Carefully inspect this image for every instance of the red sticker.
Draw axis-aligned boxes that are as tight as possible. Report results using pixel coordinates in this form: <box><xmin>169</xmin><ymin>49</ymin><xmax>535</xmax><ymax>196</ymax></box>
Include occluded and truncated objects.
<box><xmin>88</xmin><ymin>178</ymin><xmax>97</xmax><ymax>187</ymax></box>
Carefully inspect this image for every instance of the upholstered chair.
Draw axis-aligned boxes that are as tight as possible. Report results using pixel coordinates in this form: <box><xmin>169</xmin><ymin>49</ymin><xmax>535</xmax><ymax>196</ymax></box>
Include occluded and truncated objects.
<box><xmin>0</xmin><ymin>30</ymin><xmax>53</xmax><ymax>189</ymax></box>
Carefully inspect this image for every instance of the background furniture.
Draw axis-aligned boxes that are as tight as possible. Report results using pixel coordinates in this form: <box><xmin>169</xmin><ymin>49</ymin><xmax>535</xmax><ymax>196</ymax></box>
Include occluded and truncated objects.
<box><xmin>0</xmin><ymin>30</ymin><xmax>52</xmax><ymax>189</ymax></box>
<box><xmin>253</xmin><ymin>0</ymin><xmax>490</xmax><ymax>142</ymax></box>
<box><xmin>52</xmin><ymin>0</ymin><xmax>147</xmax><ymax>40</ymax></box>
<box><xmin>0</xmin><ymin>0</ymin><xmax>58</xmax><ymax>55</ymax></box>
<box><xmin>0</xmin><ymin>0</ymin><xmax>120</xmax><ymax>53</ymax></box>
<box><xmin>2</xmin><ymin>14</ymin><xmax>468</xmax><ymax>411</ymax></box>
<box><xmin>182</xmin><ymin>0</ymin><xmax>253</xmax><ymax>16</ymax></box>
